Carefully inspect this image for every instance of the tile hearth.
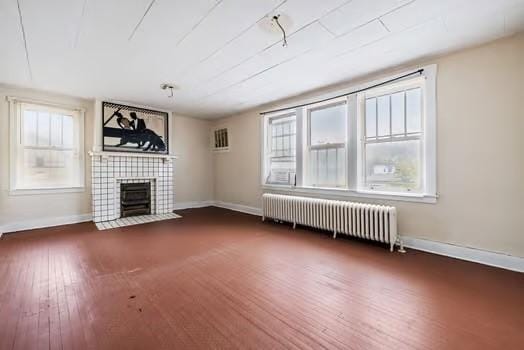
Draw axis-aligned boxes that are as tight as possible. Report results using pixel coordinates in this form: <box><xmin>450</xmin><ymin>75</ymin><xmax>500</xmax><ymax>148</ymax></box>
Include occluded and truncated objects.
<box><xmin>95</xmin><ymin>213</ymin><xmax>181</xmax><ymax>230</ymax></box>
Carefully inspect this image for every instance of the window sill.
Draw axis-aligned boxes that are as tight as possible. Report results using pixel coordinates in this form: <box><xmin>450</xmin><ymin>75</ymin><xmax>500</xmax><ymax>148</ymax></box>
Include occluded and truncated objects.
<box><xmin>261</xmin><ymin>185</ymin><xmax>437</xmax><ymax>204</ymax></box>
<box><xmin>9</xmin><ymin>187</ymin><xmax>86</xmax><ymax>196</ymax></box>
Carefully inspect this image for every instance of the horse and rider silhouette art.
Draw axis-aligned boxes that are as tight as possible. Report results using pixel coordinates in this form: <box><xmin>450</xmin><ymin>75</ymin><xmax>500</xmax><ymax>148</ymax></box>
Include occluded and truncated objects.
<box><xmin>103</xmin><ymin>105</ymin><xmax>167</xmax><ymax>153</ymax></box>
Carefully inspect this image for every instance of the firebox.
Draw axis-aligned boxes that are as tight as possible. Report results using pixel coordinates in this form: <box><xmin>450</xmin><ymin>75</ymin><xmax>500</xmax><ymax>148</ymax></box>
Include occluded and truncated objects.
<box><xmin>120</xmin><ymin>183</ymin><xmax>151</xmax><ymax>218</ymax></box>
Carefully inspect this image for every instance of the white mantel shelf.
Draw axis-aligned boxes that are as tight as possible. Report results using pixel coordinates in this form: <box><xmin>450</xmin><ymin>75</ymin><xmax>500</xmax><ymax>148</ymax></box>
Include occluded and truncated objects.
<box><xmin>88</xmin><ymin>151</ymin><xmax>178</xmax><ymax>160</ymax></box>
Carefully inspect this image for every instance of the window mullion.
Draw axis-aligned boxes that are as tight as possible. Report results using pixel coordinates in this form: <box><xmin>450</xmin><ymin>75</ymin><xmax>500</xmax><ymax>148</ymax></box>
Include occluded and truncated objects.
<box><xmin>347</xmin><ymin>94</ymin><xmax>358</xmax><ymax>191</ymax></box>
<box><xmin>404</xmin><ymin>90</ymin><xmax>407</xmax><ymax>137</ymax></box>
<box><xmin>295</xmin><ymin>109</ymin><xmax>303</xmax><ymax>187</ymax></box>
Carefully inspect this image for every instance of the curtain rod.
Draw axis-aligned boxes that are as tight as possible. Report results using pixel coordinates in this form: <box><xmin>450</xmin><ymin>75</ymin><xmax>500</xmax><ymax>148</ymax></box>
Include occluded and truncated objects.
<box><xmin>260</xmin><ymin>68</ymin><xmax>424</xmax><ymax>115</ymax></box>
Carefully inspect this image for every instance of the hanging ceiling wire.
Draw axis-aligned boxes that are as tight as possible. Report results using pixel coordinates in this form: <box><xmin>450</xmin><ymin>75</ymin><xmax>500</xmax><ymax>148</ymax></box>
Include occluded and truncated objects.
<box><xmin>272</xmin><ymin>15</ymin><xmax>288</xmax><ymax>47</ymax></box>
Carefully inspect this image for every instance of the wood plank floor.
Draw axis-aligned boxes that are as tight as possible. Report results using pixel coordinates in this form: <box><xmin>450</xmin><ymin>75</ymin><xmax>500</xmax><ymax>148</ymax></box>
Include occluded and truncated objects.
<box><xmin>0</xmin><ymin>207</ymin><xmax>523</xmax><ymax>350</ymax></box>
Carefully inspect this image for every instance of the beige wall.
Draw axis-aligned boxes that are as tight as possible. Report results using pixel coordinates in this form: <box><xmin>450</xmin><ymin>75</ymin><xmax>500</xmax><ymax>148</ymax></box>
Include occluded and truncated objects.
<box><xmin>0</xmin><ymin>85</ymin><xmax>94</xmax><ymax>228</ymax></box>
<box><xmin>212</xmin><ymin>33</ymin><xmax>524</xmax><ymax>257</ymax></box>
<box><xmin>172</xmin><ymin>115</ymin><xmax>213</xmax><ymax>203</ymax></box>
<box><xmin>0</xmin><ymin>88</ymin><xmax>214</xmax><ymax>231</ymax></box>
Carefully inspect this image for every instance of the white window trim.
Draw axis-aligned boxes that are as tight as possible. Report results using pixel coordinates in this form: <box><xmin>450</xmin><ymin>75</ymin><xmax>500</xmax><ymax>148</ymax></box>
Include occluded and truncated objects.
<box><xmin>304</xmin><ymin>97</ymin><xmax>348</xmax><ymax>188</ymax></box>
<box><xmin>261</xmin><ymin>65</ymin><xmax>438</xmax><ymax>204</ymax></box>
<box><xmin>356</xmin><ymin>76</ymin><xmax>425</xmax><ymax>194</ymax></box>
<box><xmin>7</xmin><ymin>96</ymin><xmax>86</xmax><ymax>195</ymax></box>
<box><xmin>262</xmin><ymin>109</ymin><xmax>298</xmax><ymax>186</ymax></box>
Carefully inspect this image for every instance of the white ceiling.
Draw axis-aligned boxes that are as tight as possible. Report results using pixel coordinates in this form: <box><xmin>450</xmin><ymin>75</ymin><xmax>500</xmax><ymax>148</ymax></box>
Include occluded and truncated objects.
<box><xmin>1</xmin><ymin>0</ymin><xmax>523</xmax><ymax>118</ymax></box>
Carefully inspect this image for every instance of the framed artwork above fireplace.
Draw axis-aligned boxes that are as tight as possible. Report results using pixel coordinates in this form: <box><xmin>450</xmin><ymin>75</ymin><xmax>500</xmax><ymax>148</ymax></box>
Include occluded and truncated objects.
<box><xmin>102</xmin><ymin>101</ymin><xmax>169</xmax><ymax>154</ymax></box>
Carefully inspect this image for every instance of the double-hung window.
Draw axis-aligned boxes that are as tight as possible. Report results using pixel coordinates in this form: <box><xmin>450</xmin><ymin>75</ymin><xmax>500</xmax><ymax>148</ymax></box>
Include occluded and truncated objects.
<box><xmin>262</xmin><ymin>65</ymin><xmax>437</xmax><ymax>202</ymax></box>
<box><xmin>264</xmin><ymin>112</ymin><xmax>296</xmax><ymax>185</ymax></box>
<box><xmin>9</xmin><ymin>98</ymin><xmax>85</xmax><ymax>193</ymax></box>
<box><xmin>306</xmin><ymin>99</ymin><xmax>347</xmax><ymax>188</ymax></box>
<box><xmin>360</xmin><ymin>80</ymin><xmax>424</xmax><ymax>193</ymax></box>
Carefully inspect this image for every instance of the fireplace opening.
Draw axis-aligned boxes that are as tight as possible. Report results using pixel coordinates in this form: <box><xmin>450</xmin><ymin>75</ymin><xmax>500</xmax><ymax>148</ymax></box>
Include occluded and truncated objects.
<box><xmin>121</xmin><ymin>183</ymin><xmax>151</xmax><ymax>218</ymax></box>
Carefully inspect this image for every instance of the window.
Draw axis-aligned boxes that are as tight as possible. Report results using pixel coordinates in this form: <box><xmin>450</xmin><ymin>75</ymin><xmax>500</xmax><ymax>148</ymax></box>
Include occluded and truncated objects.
<box><xmin>9</xmin><ymin>99</ymin><xmax>84</xmax><ymax>192</ymax></box>
<box><xmin>361</xmin><ymin>84</ymin><xmax>423</xmax><ymax>193</ymax></box>
<box><xmin>306</xmin><ymin>100</ymin><xmax>347</xmax><ymax>188</ymax></box>
<box><xmin>213</xmin><ymin>128</ymin><xmax>229</xmax><ymax>151</ymax></box>
<box><xmin>261</xmin><ymin>65</ymin><xmax>437</xmax><ymax>202</ymax></box>
<box><xmin>264</xmin><ymin>112</ymin><xmax>296</xmax><ymax>185</ymax></box>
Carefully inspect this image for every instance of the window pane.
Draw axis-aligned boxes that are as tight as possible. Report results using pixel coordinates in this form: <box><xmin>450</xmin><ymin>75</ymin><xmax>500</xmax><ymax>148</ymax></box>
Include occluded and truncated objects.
<box><xmin>310</xmin><ymin>103</ymin><xmax>346</xmax><ymax>146</ymax></box>
<box><xmin>283</xmin><ymin>135</ymin><xmax>290</xmax><ymax>154</ymax></box>
<box><xmin>337</xmin><ymin>147</ymin><xmax>346</xmax><ymax>186</ymax></box>
<box><xmin>23</xmin><ymin>110</ymin><xmax>37</xmax><ymax>146</ymax></box>
<box><xmin>275</xmin><ymin>123</ymin><xmax>282</xmax><ymax>137</ymax></box>
<box><xmin>37</xmin><ymin>112</ymin><xmax>50</xmax><ymax>146</ymax></box>
<box><xmin>20</xmin><ymin>148</ymin><xmax>80</xmax><ymax>189</ymax></box>
<box><xmin>365</xmin><ymin>140</ymin><xmax>422</xmax><ymax>192</ymax></box>
<box><xmin>309</xmin><ymin>149</ymin><xmax>318</xmax><ymax>185</ymax></box>
<box><xmin>51</xmin><ymin>114</ymin><xmax>63</xmax><ymax>146</ymax></box>
<box><xmin>267</xmin><ymin>115</ymin><xmax>296</xmax><ymax>185</ymax></box>
<box><xmin>377</xmin><ymin>95</ymin><xmax>390</xmax><ymax>137</ymax></box>
<box><xmin>365</xmin><ymin>98</ymin><xmax>376</xmax><ymax>138</ymax></box>
<box><xmin>283</xmin><ymin>122</ymin><xmax>290</xmax><ymax>135</ymax></box>
<box><xmin>391</xmin><ymin>92</ymin><xmax>405</xmax><ymax>135</ymax></box>
<box><xmin>318</xmin><ymin>149</ymin><xmax>327</xmax><ymax>185</ymax></box>
<box><xmin>406</xmin><ymin>88</ymin><xmax>422</xmax><ymax>133</ymax></box>
<box><xmin>307</xmin><ymin>145</ymin><xmax>346</xmax><ymax>188</ymax></box>
<box><xmin>17</xmin><ymin>105</ymin><xmax>81</xmax><ymax>190</ymax></box>
<box><xmin>62</xmin><ymin>115</ymin><xmax>74</xmax><ymax>148</ymax></box>
<box><xmin>327</xmin><ymin>148</ymin><xmax>337</xmax><ymax>185</ymax></box>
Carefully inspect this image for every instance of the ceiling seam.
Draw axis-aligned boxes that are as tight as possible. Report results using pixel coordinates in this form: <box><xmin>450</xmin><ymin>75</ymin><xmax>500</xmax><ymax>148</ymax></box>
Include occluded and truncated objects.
<box><xmin>16</xmin><ymin>0</ymin><xmax>33</xmax><ymax>81</ymax></box>
<box><xmin>200</xmin><ymin>18</ymin><xmax>392</xmax><ymax>102</ymax></box>
<box><xmin>378</xmin><ymin>18</ymin><xmax>391</xmax><ymax>32</ymax></box>
<box><xmin>174</xmin><ymin>0</ymin><xmax>224</xmax><ymax>48</ymax></box>
<box><xmin>129</xmin><ymin>0</ymin><xmax>157</xmax><ymax>41</ymax></box>
<box><xmin>196</xmin><ymin>0</ymin><xmax>288</xmax><ymax>64</ymax></box>
<box><xmin>200</xmin><ymin>42</ymin><xmax>318</xmax><ymax>101</ymax></box>
<box><xmin>197</xmin><ymin>17</ymin><xmax>370</xmax><ymax>101</ymax></box>
<box><xmin>181</xmin><ymin>0</ymin><xmax>366</xmax><ymax>91</ymax></box>
<box><xmin>181</xmin><ymin>0</ymin><xmax>351</xmax><ymax>84</ymax></box>
<box><xmin>318</xmin><ymin>21</ymin><xmax>338</xmax><ymax>37</ymax></box>
<box><xmin>73</xmin><ymin>0</ymin><xmax>89</xmax><ymax>48</ymax></box>
<box><xmin>175</xmin><ymin>0</ymin><xmax>288</xmax><ymax>78</ymax></box>
<box><xmin>196</xmin><ymin>18</ymin><xmax>318</xmax><ymax>87</ymax></box>
<box><xmin>163</xmin><ymin>1</ymin><xmax>416</xmax><ymax>109</ymax></box>
<box><xmin>194</xmin><ymin>2</ymin><xmax>419</xmax><ymax>101</ymax></box>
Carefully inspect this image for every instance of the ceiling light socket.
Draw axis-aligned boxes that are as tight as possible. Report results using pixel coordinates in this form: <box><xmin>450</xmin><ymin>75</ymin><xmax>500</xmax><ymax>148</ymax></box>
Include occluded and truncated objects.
<box><xmin>160</xmin><ymin>83</ymin><xmax>177</xmax><ymax>98</ymax></box>
<box><xmin>160</xmin><ymin>83</ymin><xmax>177</xmax><ymax>90</ymax></box>
<box><xmin>258</xmin><ymin>13</ymin><xmax>293</xmax><ymax>36</ymax></box>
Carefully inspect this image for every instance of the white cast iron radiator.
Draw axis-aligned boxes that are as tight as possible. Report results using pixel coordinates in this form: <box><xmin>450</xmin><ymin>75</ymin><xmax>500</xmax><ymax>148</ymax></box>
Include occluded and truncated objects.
<box><xmin>262</xmin><ymin>193</ymin><xmax>402</xmax><ymax>252</ymax></box>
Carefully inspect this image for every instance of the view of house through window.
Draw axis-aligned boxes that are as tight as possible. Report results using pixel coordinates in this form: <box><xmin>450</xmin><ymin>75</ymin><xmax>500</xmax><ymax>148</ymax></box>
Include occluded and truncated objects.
<box><xmin>262</xmin><ymin>71</ymin><xmax>434</xmax><ymax>199</ymax></box>
<box><xmin>14</xmin><ymin>102</ymin><xmax>84</xmax><ymax>191</ymax></box>
<box><xmin>363</xmin><ymin>87</ymin><xmax>423</xmax><ymax>192</ymax></box>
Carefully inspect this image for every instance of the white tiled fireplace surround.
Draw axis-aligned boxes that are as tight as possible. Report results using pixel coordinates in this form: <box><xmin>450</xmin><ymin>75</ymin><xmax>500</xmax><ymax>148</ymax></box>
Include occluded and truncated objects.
<box><xmin>90</xmin><ymin>153</ymin><xmax>175</xmax><ymax>224</ymax></box>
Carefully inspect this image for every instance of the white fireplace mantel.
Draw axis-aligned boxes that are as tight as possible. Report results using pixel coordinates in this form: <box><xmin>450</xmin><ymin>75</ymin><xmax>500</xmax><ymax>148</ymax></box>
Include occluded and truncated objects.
<box><xmin>88</xmin><ymin>151</ymin><xmax>178</xmax><ymax>161</ymax></box>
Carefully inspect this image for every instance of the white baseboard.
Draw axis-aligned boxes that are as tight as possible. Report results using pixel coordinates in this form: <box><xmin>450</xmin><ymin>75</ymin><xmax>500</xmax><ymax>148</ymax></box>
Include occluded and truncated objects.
<box><xmin>402</xmin><ymin>236</ymin><xmax>524</xmax><ymax>273</ymax></box>
<box><xmin>208</xmin><ymin>201</ymin><xmax>523</xmax><ymax>273</ymax></box>
<box><xmin>0</xmin><ymin>214</ymin><xmax>92</xmax><ymax>235</ymax></box>
<box><xmin>212</xmin><ymin>201</ymin><xmax>263</xmax><ymax>216</ymax></box>
<box><xmin>2</xmin><ymin>203</ymin><xmax>521</xmax><ymax>273</ymax></box>
<box><xmin>173</xmin><ymin>200</ymin><xmax>214</xmax><ymax>210</ymax></box>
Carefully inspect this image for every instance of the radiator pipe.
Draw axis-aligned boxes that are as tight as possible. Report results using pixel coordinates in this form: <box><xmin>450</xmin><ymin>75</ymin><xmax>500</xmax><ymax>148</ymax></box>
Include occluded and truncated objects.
<box><xmin>397</xmin><ymin>237</ymin><xmax>406</xmax><ymax>253</ymax></box>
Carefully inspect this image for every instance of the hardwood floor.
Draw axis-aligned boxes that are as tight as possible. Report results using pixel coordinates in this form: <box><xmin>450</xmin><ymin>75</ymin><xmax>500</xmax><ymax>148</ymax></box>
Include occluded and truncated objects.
<box><xmin>0</xmin><ymin>207</ymin><xmax>523</xmax><ymax>350</ymax></box>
